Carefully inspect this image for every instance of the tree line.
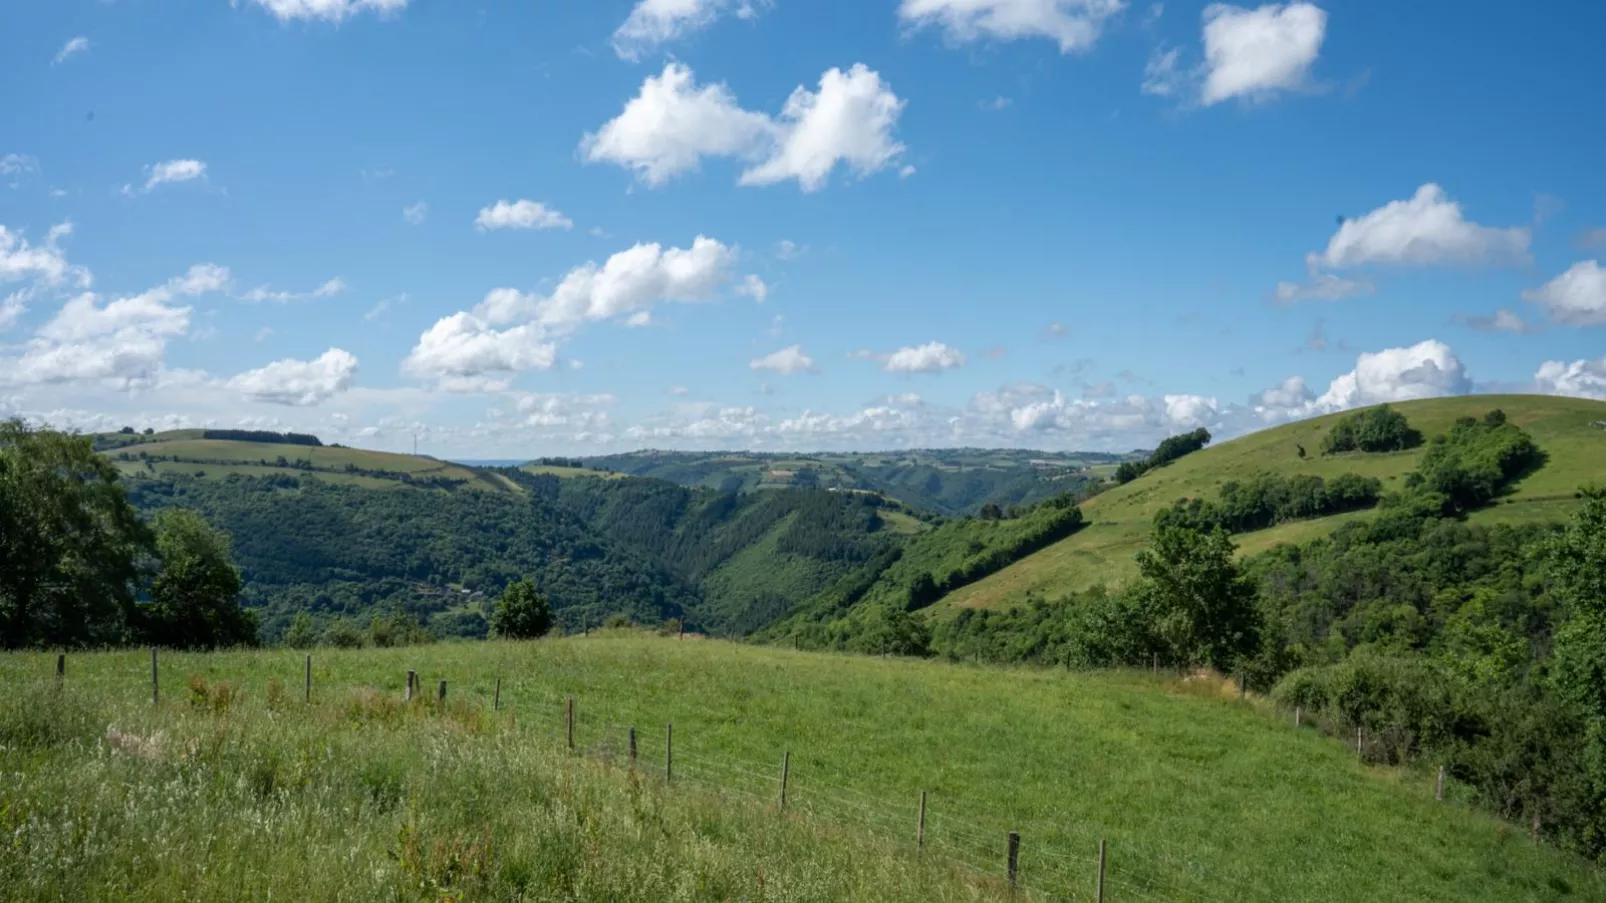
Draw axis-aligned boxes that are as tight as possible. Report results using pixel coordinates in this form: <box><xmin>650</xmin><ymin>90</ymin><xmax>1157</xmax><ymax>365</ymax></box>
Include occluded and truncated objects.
<box><xmin>1115</xmin><ymin>428</ymin><xmax>1212</xmax><ymax>484</ymax></box>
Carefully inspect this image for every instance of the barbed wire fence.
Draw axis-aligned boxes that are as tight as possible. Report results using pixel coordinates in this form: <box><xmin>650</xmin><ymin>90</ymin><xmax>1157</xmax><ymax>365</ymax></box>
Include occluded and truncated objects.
<box><xmin>75</xmin><ymin>648</ymin><xmax>1337</xmax><ymax>903</ymax></box>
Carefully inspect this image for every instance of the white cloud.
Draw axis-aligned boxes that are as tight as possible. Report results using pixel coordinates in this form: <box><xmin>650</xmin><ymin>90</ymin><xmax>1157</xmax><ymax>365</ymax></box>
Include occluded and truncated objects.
<box><xmin>1458</xmin><ymin>308</ymin><xmax>1535</xmax><ymax>334</ymax></box>
<box><xmin>750</xmin><ymin>345</ymin><xmax>816</xmax><ymax>375</ymax></box>
<box><xmin>775</xmin><ymin>239</ymin><xmax>805</xmax><ymax>260</ymax></box>
<box><xmin>1273</xmin><ymin>271</ymin><xmax>1374</xmax><ymax>303</ymax></box>
<box><xmin>474</xmin><ymin>199</ymin><xmax>573</xmax><ymax>232</ymax></box>
<box><xmin>246</xmin><ymin>0</ymin><xmax>408</xmax><ymax>23</ymax></box>
<box><xmin>402</xmin><ymin>201</ymin><xmax>428</xmax><ymax>225</ymax></box>
<box><xmin>0</xmin><ymin>223</ymin><xmax>77</xmax><ymax>285</ymax></box>
<box><xmin>1255</xmin><ymin>375</ymin><xmax>1314</xmax><ymax>410</ymax></box>
<box><xmin>884</xmin><ymin>341</ymin><xmax>967</xmax><ymax>374</ymax></box>
<box><xmin>1163</xmin><ymin>393</ymin><xmax>1219</xmax><ymax>428</ymax></box>
<box><xmin>142</xmin><ymin>159</ymin><xmax>207</xmax><ymax>192</ymax></box>
<box><xmin>1311</xmin><ymin>184</ymin><xmax>1531</xmax><ymax>270</ymax></box>
<box><xmin>668</xmin><ymin>385</ymin><xmax>691</xmax><ymax>396</ymax></box>
<box><xmin>240</xmin><ymin>277</ymin><xmax>346</xmax><ymax>304</ymax></box>
<box><xmin>0</xmin><ymin>292</ymin><xmax>27</xmax><ymax>332</ymax></box>
<box><xmin>1534</xmin><ymin>358</ymin><xmax>1606</xmax><ymax>401</ymax></box>
<box><xmin>1141</xmin><ymin>46</ymin><xmax>1184</xmax><ymax>97</ymax></box>
<box><xmin>736</xmin><ymin>274</ymin><xmax>769</xmax><ymax>303</ymax></box>
<box><xmin>1314</xmin><ymin>339</ymin><xmax>1471</xmax><ymax>411</ymax></box>
<box><xmin>737</xmin><ymin>65</ymin><xmax>907</xmax><ymax>192</ymax></box>
<box><xmin>612</xmin><ymin>0</ymin><xmax>767</xmax><ymax>61</ymax></box>
<box><xmin>364</xmin><ymin>293</ymin><xmax>407</xmax><ymax>323</ymax></box>
<box><xmin>1200</xmin><ymin>2</ymin><xmax>1326</xmax><ymax>105</ymax></box>
<box><xmin>582</xmin><ymin>62</ymin><xmax>908</xmax><ymax>192</ymax></box>
<box><xmin>898</xmin><ymin>0</ymin><xmax>1126</xmax><ymax>53</ymax></box>
<box><xmin>1</xmin><ymin>155</ymin><xmax>39</xmax><ymax>178</ymax></box>
<box><xmin>407</xmin><ymin>236</ymin><xmax>739</xmax><ymax>388</ymax></box>
<box><xmin>402</xmin><ymin>314</ymin><xmax>557</xmax><ymax>392</ymax></box>
<box><xmin>1521</xmin><ymin>260</ymin><xmax>1606</xmax><ymax>327</ymax></box>
<box><xmin>53</xmin><ymin>36</ymin><xmax>91</xmax><ymax>66</ymax></box>
<box><xmin>0</xmin><ymin>263</ymin><xmax>226</xmax><ymax>391</ymax></box>
<box><xmin>228</xmin><ymin>348</ymin><xmax>358</xmax><ymax>406</ymax></box>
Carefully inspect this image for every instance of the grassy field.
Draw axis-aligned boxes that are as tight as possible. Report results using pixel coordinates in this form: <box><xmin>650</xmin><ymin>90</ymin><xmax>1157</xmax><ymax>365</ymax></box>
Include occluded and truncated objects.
<box><xmin>3</xmin><ymin>636</ymin><xmax>1599</xmax><ymax>902</ymax></box>
<box><xmin>943</xmin><ymin>395</ymin><xmax>1606</xmax><ymax>611</ymax></box>
<box><xmin>100</xmin><ymin>433</ymin><xmax>511</xmax><ymax>493</ymax></box>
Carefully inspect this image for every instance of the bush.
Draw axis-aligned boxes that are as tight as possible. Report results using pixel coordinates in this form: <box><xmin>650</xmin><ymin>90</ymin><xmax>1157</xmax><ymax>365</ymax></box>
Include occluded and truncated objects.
<box><xmin>490</xmin><ymin>579</ymin><xmax>553</xmax><ymax>640</ymax></box>
<box><xmin>1322</xmin><ymin>406</ymin><xmax>1423</xmax><ymax>454</ymax></box>
<box><xmin>1115</xmin><ymin>428</ymin><xmax>1211</xmax><ymax>484</ymax></box>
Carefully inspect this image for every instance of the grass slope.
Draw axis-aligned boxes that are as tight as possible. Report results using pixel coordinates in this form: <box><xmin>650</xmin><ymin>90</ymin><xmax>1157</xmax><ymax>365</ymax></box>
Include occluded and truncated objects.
<box><xmin>102</xmin><ymin>432</ymin><xmax>510</xmax><ymax>493</ymax></box>
<box><xmin>944</xmin><ymin>395</ymin><xmax>1606</xmax><ymax>612</ymax></box>
<box><xmin>3</xmin><ymin>636</ymin><xmax>1598</xmax><ymax>902</ymax></box>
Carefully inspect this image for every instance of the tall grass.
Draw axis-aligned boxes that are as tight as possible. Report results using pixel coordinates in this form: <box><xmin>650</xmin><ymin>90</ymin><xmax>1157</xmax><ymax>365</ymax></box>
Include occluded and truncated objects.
<box><xmin>2</xmin><ymin>635</ymin><xmax>1601</xmax><ymax>902</ymax></box>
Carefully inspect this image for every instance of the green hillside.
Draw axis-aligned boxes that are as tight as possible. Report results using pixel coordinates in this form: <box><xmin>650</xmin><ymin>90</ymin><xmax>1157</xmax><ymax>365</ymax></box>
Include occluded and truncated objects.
<box><xmin>99</xmin><ymin>430</ymin><xmax>513</xmax><ymax>493</ymax></box>
<box><xmin>942</xmin><ymin>395</ymin><xmax>1606</xmax><ymax>613</ymax></box>
<box><xmin>584</xmin><ymin>447</ymin><xmax>1110</xmax><ymax>515</ymax></box>
<box><xmin>3</xmin><ymin>635</ymin><xmax>1599</xmax><ymax>902</ymax></box>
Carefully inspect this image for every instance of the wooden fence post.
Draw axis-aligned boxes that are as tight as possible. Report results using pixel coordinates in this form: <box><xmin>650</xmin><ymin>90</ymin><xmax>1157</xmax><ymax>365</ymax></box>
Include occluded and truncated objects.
<box><xmin>406</xmin><ymin>670</ymin><xmax>415</xmax><ymax>702</ymax></box>
<box><xmin>1356</xmin><ymin>725</ymin><xmax>1364</xmax><ymax>761</ymax></box>
<box><xmin>1436</xmin><ymin>765</ymin><xmax>1445</xmax><ymax>802</ymax></box>
<box><xmin>566</xmin><ymin>698</ymin><xmax>575</xmax><ymax>750</ymax></box>
<box><xmin>1151</xmin><ymin>652</ymin><xmax>1157</xmax><ymax>675</ymax></box>
<box><xmin>1295</xmin><ymin>705</ymin><xmax>1302</xmax><ymax>727</ymax></box>
<box><xmin>917</xmin><ymin>790</ymin><xmax>927</xmax><ymax>850</ymax></box>
<box><xmin>438</xmin><ymin>680</ymin><xmax>447</xmax><ymax>704</ymax></box>
<box><xmin>494</xmin><ymin>678</ymin><xmax>501</xmax><ymax>712</ymax></box>
<box><xmin>1532</xmin><ymin>810</ymin><xmax>1541</xmax><ymax>844</ymax></box>
<box><xmin>1006</xmin><ymin>831</ymin><xmax>1020</xmax><ymax>890</ymax></box>
<box><xmin>779</xmin><ymin>751</ymin><xmax>791</xmax><ymax>810</ymax></box>
<box><xmin>1238</xmin><ymin>670</ymin><xmax>1247</xmax><ymax>701</ymax></box>
<box><xmin>665</xmin><ymin>722</ymin><xmax>673</xmax><ymax>782</ymax></box>
<box><xmin>304</xmin><ymin>654</ymin><xmax>312</xmax><ymax>703</ymax></box>
<box><xmin>55</xmin><ymin>653</ymin><xmax>65</xmax><ymax>689</ymax></box>
<box><xmin>150</xmin><ymin>647</ymin><xmax>159</xmax><ymax>705</ymax></box>
<box><xmin>1096</xmin><ymin>839</ymin><xmax>1107</xmax><ymax>903</ymax></box>
<box><xmin>629</xmin><ymin>726</ymin><xmax>637</xmax><ymax>765</ymax></box>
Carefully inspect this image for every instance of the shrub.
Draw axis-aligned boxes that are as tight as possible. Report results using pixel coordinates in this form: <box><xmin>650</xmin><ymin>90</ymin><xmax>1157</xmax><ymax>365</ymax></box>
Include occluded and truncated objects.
<box><xmin>490</xmin><ymin>579</ymin><xmax>553</xmax><ymax>640</ymax></box>
<box><xmin>1322</xmin><ymin>405</ymin><xmax>1423</xmax><ymax>455</ymax></box>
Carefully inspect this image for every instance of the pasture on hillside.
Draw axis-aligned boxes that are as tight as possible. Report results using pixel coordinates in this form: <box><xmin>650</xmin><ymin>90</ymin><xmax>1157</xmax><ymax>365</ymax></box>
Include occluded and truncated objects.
<box><xmin>3</xmin><ymin>635</ymin><xmax>1600</xmax><ymax>902</ymax></box>
<box><xmin>941</xmin><ymin>395</ymin><xmax>1606</xmax><ymax>612</ymax></box>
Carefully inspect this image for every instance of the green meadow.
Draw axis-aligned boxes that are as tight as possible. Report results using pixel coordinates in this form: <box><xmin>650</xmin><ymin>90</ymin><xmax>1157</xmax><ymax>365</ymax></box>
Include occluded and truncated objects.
<box><xmin>4</xmin><ymin>634</ymin><xmax>1600</xmax><ymax>902</ymax></box>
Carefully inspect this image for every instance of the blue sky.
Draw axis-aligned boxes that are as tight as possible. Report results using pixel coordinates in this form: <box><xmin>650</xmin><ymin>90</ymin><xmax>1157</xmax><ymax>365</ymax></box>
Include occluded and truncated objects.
<box><xmin>2</xmin><ymin>0</ymin><xmax>1603</xmax><ymax>457</ymax></box>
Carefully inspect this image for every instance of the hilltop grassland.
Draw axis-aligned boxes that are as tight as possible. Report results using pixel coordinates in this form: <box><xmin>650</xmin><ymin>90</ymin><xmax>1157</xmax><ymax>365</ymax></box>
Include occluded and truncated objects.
<box><xmin>3</xmin><ymin>636</ymin><xmax>1600</xmax><ymax>903</ymax></box>
<box><xmin>941</xmin><ymin>395</ymin><xmax>1606</xmax><ymax>612</ymax></box>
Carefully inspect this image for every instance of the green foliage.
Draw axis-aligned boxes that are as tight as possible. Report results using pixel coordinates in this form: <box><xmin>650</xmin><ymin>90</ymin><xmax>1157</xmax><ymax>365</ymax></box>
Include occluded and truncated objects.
<box><xmin>1115</xmin><ymin>428</ymin><xmax>1211</xmax><ymax>484</ymax></box>
<box><xmin>490</xmin><ymin>580</ymin><xmax>553</xmax><ymax>639</ymax></box>
<box><xmin>322</xmin><ymin>618</ymin><xmax>365</xmax><ymax>648</ymax></box>
<box><xmin>1411</xmin><ymin>414</ymin><xmax>1544</xmax><ymax>513</ymax></box>
<box><xmin>144</xmin><ymin>509</ymin><xmax>258</xmax><ymax>649</ymax></box>
<box><xmin>1133</xmin><ymin>523</ymin><xmax>1260</xmax><ymax>671</ymax></box>
<box><xmin>0</xmin><ymin>419</ymin><xmax>152</xmax><ymax>648</ymax></box>
<box><xmin>201</xmin><ymin>429</ymin><xmax>322</xmax><ymax>446</ymax></box>
<box><xmin>1156</xmin><ymin>470</ymin><xmax>1381</xmax><ymax>534</ymax></box>
<box><xmin>1322</xmin><ymin>405</ymin><xmax>1424</xmax><ymax>454</ymax></box>
<box><xmin>368</xmin><ymin>611</ymin><xmax>434</xmax><ymax>648</ymax></box>
<box><xmin>282</xmin><ymin>613</ymin><xmax>317</xmax><ymax>649</ymax></box>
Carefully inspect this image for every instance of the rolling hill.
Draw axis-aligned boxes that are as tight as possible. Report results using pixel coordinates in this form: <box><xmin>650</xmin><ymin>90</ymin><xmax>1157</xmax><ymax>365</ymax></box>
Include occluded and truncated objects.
<box><xmin>936</xmin><ymin>394</ymin><xmax>1606</xmax><ymax>614</ymax></box>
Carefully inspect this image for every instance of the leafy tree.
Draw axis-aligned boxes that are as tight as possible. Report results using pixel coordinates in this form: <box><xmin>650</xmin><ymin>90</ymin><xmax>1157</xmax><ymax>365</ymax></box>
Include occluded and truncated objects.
<box><xmin>143</xmin><ymin>509</ymin><xmax>258</xmax><ymax>648</ymax></box>
<box><xmin>322</xmin><ymin>618</ymin><xmax>365</xmax><ymax>648</ymax></box>
<box><xmin>1132</xmin><ymin>523</ymin><xmax>1260</xmax><ymax>671</ymax></box>
<box><xmin>905</xmin><ymin>572</ymin><xmax>941</xmax><ymax>611</ymax></box>
<box><xmin>491</xmin><ymin>579</ymin><xmax>553</xmax><ymax>639</ymax></box>
<box><xmin>1548</xmin><ymin>490</ymin><xmax>1606</xmax><ymax>719</ymax></box>
<box><xmin>1322</xmin><ymin>405</ymin><xmax>1423</xmax><ymax>454</ymax></box>
<box><xmin>0</xmin><ymin>420</ymin><xmax>152</xmax><ymax>648</ymax></box>
<box><xmin>853</xmin><ymin>604</ymin><xmax>931</xmax><ymax>657</ymax></box>
<box><xmin>282</xmin><ymin>612</ymin><xmax>318</xmax><ymax>649</ymax></box>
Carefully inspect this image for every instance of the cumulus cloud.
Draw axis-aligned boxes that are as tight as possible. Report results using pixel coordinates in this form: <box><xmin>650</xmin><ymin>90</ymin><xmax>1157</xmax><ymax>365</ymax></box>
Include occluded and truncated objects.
<box><xmin>1200</xmin><ymin>2</ymin><xmax>1326</xmax><ymax>105</ymax></box>
<box><xmin>582</xmin><ymin>62</ymin><xmax>908</xmax><ymax>192</ymax></box>
<box><xmin>612</xmin><ymin>0</ymin><xmax>768</xmax><ymax>61</ymax></box>
<box><xmin>1</xmin><ymin>292</ymin><xmax>28</xmax><ymax>332</ymax></box>
<box><xmin>228</xmin><ymin>348</ymin><xmax>358</xmax><ymax>406</ymax></box>
<box><xmin>1256</xmin><ymin>375</ymin><xmax>1314</xmax><ymax>410</ymax></box>
<box><xmin>406</xmin><ymin>236</ymin><xmax>740</xmax><ymax>388</ymax></box>
<box><xmin>1534</xmin><ymin>358</ymin><xmax>1606</xmax><ymax>401</ymax></box>
<box><xmin>1521</xmin><ymin>260</ymin><xmax>1606</xmax><ymax>327</ymax></box>
<box><xmin>898</xmin><ymin>0</ymin><xmax>1125</xmax><ymax>53</ymax></box>
<box><xmin>140</xmin><ymin>159</ymin><xmax>207</xmax><ymax>193</ymax></box>
<box><xmin>1314</xmin><ymin>339</ymin><xmax>1471</xmax><ymax>411</ymax></box>
<box><xmin>0</xmin><ymin>223</ymin><xmax>79</xmax><ymax>286</ymax></box>
<box><xmin>245</xmin><ymin>0</ymin><xmax>408</xmax><ymax>23</ymax></box>
<box><xmin>475</xmin><ymin>199</ymin><xmax>573</xmax><ymax>232</ymax></box>
<box><xmin>1310</xmin><ymin>184</ymin><xmax>1531</xmax><ymax>270</ymax></box>
<box><xmin>883</xmin><ymin>341</ymin><xmax>967</xmax><ymax>374</ymax></box>
<box><xmin>0</xmin><ymin>263</ymin><xmax>225</xmax><ymax>390</ymax></box>
<box><xmin>53</xmin><ymin>36</ymin><xmax>91</xmax><ymax>66</ymax></box>
<box><xmin>750</xmin><ymin>345</ymin><xmax>816</xmax><ymax>375</ymax></box>
<box><xmin>240</xmin><ymin>277</ymin><xmax>346</xmax><ymax>304</ymax></box>
<box><xmin>1163</xmin><ymin>393</ymin><xmax>1219</xmax><ymax>428</ymax></box>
